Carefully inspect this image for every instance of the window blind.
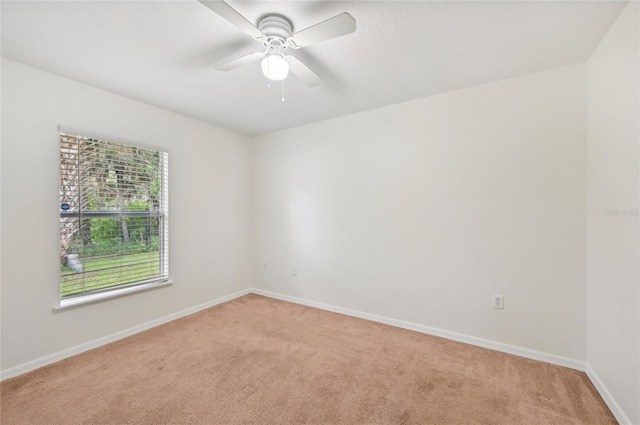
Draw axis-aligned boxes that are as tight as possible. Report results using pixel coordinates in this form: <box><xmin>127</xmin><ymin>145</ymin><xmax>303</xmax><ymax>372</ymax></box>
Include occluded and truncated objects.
<box><xmin>59</xmin><ymin>133</ymin><xmax>169</xmax><ymax>298</ymax></box>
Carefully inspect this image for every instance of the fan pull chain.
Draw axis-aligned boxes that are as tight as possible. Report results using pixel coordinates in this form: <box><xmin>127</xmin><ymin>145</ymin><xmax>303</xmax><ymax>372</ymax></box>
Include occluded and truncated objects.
<box><xmin>282</xmin><ymin>79</ymin><xmax>285</xmax><ymax>102</ymax></box>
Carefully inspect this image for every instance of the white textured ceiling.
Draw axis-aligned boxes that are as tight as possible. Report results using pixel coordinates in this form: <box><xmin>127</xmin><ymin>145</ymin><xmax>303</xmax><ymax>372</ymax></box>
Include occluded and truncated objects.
<box><xmin>1</xmin><ymin>1</ymin><xmax>628</xmax><ymax>136</ymax></box>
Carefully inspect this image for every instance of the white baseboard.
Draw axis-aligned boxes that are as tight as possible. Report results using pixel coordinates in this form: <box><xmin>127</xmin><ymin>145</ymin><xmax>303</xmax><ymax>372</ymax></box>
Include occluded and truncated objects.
<box><xmin>250</xmin><ymin>288</ymin><xmax>586</xmax><ymax>371</ymax></box>
<box><xmin>585</xmin><ymin>364</ymin><xmax>632</xmax><ymax>425</ymax></box>
<box><xmin>0</xmin><ymin>288</ymin><xmax>250</xmax><ymax>381</ymax></box>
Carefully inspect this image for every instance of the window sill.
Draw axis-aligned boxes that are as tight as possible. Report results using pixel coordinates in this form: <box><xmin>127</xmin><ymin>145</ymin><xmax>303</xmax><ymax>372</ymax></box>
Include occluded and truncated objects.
<box><xmin>53</xmin><ymin>280</ymin><xmax>173</xmax><ymax>313</ymax></box>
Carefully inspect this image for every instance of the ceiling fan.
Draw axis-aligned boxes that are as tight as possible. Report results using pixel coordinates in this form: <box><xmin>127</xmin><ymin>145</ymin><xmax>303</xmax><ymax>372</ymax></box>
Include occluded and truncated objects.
<box><xmin>198</xmin><ymin>0</ymin><xmax>356</xmax><ymax>87</ymax></box>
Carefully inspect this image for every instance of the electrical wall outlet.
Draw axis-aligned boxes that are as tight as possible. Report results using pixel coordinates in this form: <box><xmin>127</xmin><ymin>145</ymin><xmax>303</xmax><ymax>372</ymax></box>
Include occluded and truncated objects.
<box><xmin>493</xmin><ymin>295</ymin><xmax>504</xmax><ymax>309</ymax></box>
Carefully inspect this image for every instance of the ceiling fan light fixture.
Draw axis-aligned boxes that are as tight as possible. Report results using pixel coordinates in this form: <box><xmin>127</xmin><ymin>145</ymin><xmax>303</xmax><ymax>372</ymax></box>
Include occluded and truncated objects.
<box><xmin>261</xmin><ymin>54</ymin><xmax>289</xmax><ymax>81</ymax></box>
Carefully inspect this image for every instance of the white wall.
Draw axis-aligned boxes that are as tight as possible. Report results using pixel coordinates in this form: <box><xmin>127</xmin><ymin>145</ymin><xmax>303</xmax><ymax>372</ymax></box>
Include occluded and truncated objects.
<box><xmin>252</xmin><ymin>63</ymin><xmax>587</xmax><ymax>361</ymax></box>
<box><xmin>587</xmin><ymin>2</ymin><xmax>640</xmax><ymax>424</ymax></box>
<box><xmin>0</xmin><ymin>59</ymin><xmax>253</xmax><ymax>371</ymax></box>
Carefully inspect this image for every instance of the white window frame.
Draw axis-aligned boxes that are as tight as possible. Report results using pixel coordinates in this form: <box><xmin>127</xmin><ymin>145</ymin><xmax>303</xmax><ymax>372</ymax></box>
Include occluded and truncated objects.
<box><xmin>55</xmin><ymin>128</ymin><xmax>170</xmax><ymax>312</ymax></box>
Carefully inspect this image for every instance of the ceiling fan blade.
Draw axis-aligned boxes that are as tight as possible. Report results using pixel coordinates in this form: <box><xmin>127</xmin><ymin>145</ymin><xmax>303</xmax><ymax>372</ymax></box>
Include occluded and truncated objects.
<box><xmin>286</xmin><ymin>56</ymin><xmax>323</xmax><ymax>87</ymax></box>
<box><xmin>198</xmin><ymin>0</ymin><xmax>263</xmax><ymax>39</ymax></box>
<box><xmin>216</xmin><ymin>52</ymin><xmax>264</xmax><ymax>71</ymax></box>
<box><xmin>288</xmin><ymin>13</ymin><xmax>356</xmax><ymax>48</ymax></box>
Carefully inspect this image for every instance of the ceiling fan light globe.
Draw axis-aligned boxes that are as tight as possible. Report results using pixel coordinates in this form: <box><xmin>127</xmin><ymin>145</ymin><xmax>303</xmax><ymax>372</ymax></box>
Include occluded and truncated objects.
<box><xmin>261</xmin><ymin>55</ymin><xmax>289</xmax><ymax>81</ymax></box>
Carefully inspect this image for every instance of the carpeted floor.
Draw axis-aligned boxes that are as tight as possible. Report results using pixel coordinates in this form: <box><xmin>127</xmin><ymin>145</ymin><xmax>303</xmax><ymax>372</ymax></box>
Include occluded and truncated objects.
<box><xmin>1</xmin><ymin>294</ymin><xmax>616</xmax><ymax>424</ymax></box>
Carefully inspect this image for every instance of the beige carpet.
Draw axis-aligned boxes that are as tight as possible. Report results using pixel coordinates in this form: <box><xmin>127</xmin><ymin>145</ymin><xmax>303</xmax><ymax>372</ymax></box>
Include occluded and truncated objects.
<box><xmin>1</xmin><ymin>294</ymin><xmax>615</xmax><ymax>424</ymax></box>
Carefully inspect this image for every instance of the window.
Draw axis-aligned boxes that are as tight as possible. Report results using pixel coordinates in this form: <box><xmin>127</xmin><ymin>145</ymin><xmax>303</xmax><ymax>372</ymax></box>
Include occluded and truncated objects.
<box><xmin>59</xmin><ymin>131</ymin><xmax>168</xmax><ymax>306</ymax></box>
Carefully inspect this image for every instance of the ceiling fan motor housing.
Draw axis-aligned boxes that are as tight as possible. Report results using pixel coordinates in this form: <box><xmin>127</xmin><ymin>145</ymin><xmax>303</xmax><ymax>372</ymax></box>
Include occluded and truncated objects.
<box><xmin>258</xmin><ymin>15</ymin><xmax>293</xmax><ymax>54</ymax></box>
<box><xmin>258</xmin><ymin>15</ymin><xmax>293</xmax><ymax>39</ymax></box>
